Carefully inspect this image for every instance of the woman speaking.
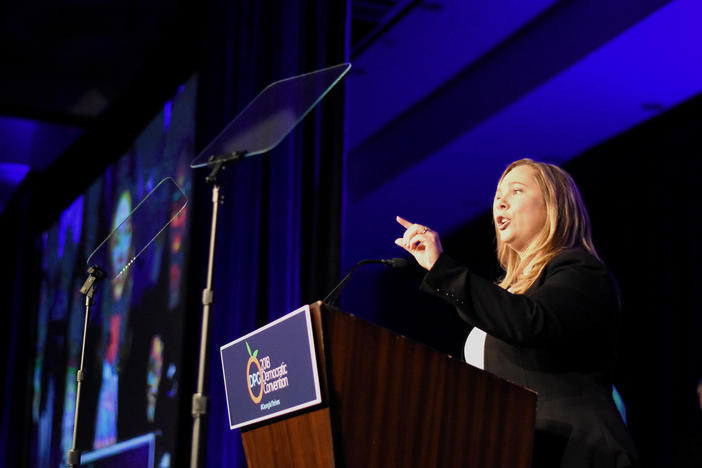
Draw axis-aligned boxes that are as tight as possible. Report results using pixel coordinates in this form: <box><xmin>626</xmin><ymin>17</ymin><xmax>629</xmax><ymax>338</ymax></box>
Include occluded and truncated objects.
<box><xmin>395</xmin><ymin>159</ymin><xmax>639</xmax><ymax>467</ymax></box>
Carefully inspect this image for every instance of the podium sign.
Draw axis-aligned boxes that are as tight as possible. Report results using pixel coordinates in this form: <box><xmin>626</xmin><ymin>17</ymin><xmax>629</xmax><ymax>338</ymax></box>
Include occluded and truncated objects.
<box><xmin>220</xmin><ymin>305</ymin><xmax>322</xmax><ymax>429</ymax></box>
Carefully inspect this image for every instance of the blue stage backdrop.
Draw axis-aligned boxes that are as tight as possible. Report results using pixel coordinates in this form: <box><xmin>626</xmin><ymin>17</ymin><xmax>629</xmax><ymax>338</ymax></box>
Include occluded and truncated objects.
<box><xmin>29</xmin><ymin>76</ymin><xmax>196</xmax><ymax>468</ymax></box>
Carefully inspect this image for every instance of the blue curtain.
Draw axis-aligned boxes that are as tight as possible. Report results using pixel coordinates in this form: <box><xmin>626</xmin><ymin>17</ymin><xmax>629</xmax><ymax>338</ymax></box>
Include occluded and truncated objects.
<box><xmin>192</xmin><ymin>2</ymin><xmax>349</xmax><ymax>466</ymax></box>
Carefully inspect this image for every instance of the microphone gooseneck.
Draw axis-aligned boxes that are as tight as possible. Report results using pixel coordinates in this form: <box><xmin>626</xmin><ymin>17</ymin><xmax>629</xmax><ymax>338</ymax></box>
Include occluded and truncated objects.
<box><xmin>322</xmin><ymin>258</ymin><xmax>407</xmax><ymax>305</ymax></box>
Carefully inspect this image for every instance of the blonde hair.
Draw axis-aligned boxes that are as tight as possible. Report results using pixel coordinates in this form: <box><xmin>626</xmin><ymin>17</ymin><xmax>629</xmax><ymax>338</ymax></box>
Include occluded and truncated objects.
<box><xmin>496</xmin><ymin>159</ymin><xmax>599</xmax><ymax>293</ymax></box>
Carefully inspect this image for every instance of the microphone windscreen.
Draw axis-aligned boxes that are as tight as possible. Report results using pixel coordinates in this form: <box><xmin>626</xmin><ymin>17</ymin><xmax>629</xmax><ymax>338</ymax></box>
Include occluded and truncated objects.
<box><xmin>387</xmin><ymin>257</ymin><xmax>408</xmax><ymax>268</ymax></box>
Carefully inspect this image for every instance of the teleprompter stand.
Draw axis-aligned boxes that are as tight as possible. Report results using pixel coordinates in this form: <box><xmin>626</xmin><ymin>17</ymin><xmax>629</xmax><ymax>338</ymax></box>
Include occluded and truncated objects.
<box><xmin>65</xmin><ymin>178</ymin><xmax>187</xmax><ymax>467</ymax></box>
<box><xmin>188</xmin><ymin>63</ymin><xmax>351</xmax><ymax>468</ymax></box>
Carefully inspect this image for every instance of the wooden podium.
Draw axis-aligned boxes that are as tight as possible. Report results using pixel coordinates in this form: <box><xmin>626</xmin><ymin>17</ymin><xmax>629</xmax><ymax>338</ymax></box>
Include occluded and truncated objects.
<box><xmin>240</xmin><ymin>302</ymin><xmax>536</xmax><ymax>467</ymax></box>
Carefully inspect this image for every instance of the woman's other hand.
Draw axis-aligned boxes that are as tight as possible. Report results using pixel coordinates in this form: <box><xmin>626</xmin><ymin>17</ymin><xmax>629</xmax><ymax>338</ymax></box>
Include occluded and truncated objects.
<box><xmin>394</xmin><ymin>216</ymin><xmax>443</xmax><ymax>270</ymax></box>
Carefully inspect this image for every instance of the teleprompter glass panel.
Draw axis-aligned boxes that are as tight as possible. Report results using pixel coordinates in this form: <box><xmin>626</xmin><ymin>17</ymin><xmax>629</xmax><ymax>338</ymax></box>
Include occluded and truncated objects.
<box><xmin>191</xmin><ymin>63</ymin><xmax>351</xmax><ymax>168</ymax></box>
<box><xmin>87</xmin><ymin>177</ymin><xmax>187</xmax><ymax>281</ymax></box>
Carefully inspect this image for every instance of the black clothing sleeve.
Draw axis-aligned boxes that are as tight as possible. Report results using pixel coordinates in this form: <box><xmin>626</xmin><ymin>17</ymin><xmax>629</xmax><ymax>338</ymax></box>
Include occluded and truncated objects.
<box><xmin>420</xmin><ymin>249</ymin><xmax>620</xmax><ymax>348</ymax></box>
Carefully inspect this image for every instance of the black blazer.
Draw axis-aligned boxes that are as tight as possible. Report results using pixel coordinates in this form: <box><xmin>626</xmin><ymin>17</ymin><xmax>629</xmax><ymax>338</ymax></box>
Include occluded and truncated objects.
<box><xmin>421</xmin><ymin>248</ymin><xmax>639</xmax><ymax>468</ymax></box>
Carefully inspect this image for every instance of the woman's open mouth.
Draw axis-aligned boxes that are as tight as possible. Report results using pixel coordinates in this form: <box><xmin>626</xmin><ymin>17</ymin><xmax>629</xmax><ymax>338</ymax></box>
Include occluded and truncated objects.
<box><xmin>496</xmin><ymin>216</ymin><xmax>511</xmax><ymax>230</ymax></box>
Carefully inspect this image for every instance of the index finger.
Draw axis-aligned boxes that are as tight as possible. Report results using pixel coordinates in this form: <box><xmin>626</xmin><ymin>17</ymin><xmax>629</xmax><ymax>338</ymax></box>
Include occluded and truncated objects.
<box><xmin>396</xmin><ymin>215</ymin><xmax>413</xmax><ymax>229</ymax></box>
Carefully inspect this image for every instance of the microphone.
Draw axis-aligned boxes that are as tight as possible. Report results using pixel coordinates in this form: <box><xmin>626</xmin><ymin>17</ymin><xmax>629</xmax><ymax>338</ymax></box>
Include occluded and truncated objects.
<box><xmin>323</xmin><ymin>257</ymin><xmax>407</xmax><ymax>305</ymax></box>
<box><xmin>379</xmin><ymin>257</ymin><xmax>408</xmax><ymax>268</ymax></box>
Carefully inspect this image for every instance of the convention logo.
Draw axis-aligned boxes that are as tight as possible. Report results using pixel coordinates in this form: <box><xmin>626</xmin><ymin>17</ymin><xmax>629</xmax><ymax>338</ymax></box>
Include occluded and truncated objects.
<box><xmin>245</xmin><ymin>342</ymin><xmax>289</xmax><ymax>406</ymax></box>
<box><xmin>245</xmin><ymin>342</ymin><xmax>264</xmax><ymax>403</ymax></box>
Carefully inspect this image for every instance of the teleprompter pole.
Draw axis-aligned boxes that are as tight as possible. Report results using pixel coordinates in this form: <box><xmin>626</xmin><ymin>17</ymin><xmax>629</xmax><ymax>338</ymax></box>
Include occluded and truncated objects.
<box><xmin>190</xmin><ymin>159</ymin><xmax>227</xmax><ymax>468</ymax></box>
<box><xmin>67</xmin><ymin>266</ymin><xmax>105</xmax><ymax>467</ymax></box>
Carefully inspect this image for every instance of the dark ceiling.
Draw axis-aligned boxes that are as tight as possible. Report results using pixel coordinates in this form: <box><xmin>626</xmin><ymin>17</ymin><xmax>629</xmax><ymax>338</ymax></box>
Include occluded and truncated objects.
<box><xmin>0</xmin><ymin>0</ymin><xmax>183</xmax><ymax>125</ymax></box>
<box><xmin>2</xmin><ymin>0</ymin><xmax>701</xmax><ymax>222</ymax></box>
<box><xmin>0</xmin><ymin>0</ymin><xmax>406</xmax><ymax>212</ymax></box>
<box><xmin>0</xmin><ymin>0</ymin><xmax>401</xmax><ymax>124</ymax></box>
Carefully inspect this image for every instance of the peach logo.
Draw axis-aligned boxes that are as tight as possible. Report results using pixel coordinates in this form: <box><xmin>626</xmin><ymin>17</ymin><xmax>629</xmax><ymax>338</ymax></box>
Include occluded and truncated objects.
<box><xmin>246</xmin><ymin>342</ymin><xmax>264</xmax><ymax>404</ymax></box>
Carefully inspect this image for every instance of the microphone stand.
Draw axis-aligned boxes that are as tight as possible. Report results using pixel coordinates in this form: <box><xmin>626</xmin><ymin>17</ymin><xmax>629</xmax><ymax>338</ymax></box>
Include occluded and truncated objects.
<box><xmin>190</xmin><ymin>153</ymin><xmax>242</xmax><ymax>468</ymax></box>
<box><xmin>67</xmin><ymin>265</ymin><xmax>105</xmax><ymax>468</ymax></box>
